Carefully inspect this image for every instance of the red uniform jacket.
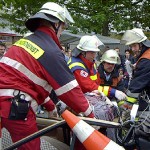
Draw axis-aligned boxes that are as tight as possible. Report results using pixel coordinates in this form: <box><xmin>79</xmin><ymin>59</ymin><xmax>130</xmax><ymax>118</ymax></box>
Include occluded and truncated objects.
<box><xmin>0</xmin><ymin>27</ymin><xmax>94</xmax><ymax>118</ymax></box>
<box><xmin>68</xmin><ymin>55</ymin><xmax>113</xmax><ymax>96</ymax></box>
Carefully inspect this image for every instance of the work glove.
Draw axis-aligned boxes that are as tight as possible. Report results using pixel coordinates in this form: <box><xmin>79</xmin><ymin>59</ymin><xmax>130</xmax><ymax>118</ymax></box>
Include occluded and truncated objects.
<box><xmin>115</xmin><ymin>90</ymin><xmax>127</xmax><ymax>101</ymax></box>
<box><xmin>56</xmin><ymin>100</ymin><xmax>67</xmax><ymax>116</ymax></box>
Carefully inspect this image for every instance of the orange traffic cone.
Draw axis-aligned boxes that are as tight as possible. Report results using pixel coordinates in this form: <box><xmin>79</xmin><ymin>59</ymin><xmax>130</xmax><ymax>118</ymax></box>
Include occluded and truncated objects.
<box><xmin>62</xmin><ymin>110</ymin><xmax>125</xmax><ymax>150</ymax></box>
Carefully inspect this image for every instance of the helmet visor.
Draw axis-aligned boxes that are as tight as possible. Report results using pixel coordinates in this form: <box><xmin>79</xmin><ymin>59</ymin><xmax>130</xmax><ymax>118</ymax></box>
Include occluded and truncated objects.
<box><xmin>121</xmin><ymin>29</ymin><xmax>147</xmax><ymax>45</ymax></box>
<box><xmin>58</xmin><ymin>6</ymin><xmax>74</xmax><ymax>23</ymax></box>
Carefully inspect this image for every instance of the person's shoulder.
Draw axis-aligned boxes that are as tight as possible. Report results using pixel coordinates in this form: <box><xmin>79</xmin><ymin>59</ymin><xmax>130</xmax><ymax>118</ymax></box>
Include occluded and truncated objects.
<box><xmin>71</xmin><ymin>56</ymin><xmax>82</xmax><ymax>62</ymax></box>
<box><xmin>136</xmin><ymin>59</ymin><xmax>150</xmax><ymax>74</ymax></box>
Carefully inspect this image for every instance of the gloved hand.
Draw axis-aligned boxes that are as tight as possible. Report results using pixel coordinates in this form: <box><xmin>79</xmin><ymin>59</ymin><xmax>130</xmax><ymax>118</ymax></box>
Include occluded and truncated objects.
<box><xmin>56</xmin><ymin>100</ymin><xmax>67</xmax><ymax>116</ymax></box>
<box><xmin>115</xmin><ymin>90</ymin><xmax>127</xmax><ymax>101</ymax></box>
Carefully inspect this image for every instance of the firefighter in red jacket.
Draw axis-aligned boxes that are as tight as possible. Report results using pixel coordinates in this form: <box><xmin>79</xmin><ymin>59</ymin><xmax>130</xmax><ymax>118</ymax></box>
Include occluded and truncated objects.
<box><xmin>0</xmin><ymin>2</ymin><xmax>94</xmax><ymax>150</ymax></box>
<box><xmin>68</xmin><ymin>36</ymin><xmax>127</xmax><ymax>146</ymax></box>
<box><xmin>68</xmin><ymin>35</ymin><xmax>127</xmax><ymax>104</ymax></box>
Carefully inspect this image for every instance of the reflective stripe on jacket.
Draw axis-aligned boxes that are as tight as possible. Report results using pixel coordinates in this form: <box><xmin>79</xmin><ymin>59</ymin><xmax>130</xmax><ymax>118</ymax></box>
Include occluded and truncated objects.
<box><xmin>68</xmin><ymin>55</ymin><xmax>100</xmax><ymax>93</ymax></box>
<box><xmin>0</xmin><ymin>28</ymin><xmax>93</xmax><ymax>118</ymax></box>
<box><xmin>68</xmin><ymin>55</ymin><xmax>111</xmax><ymax>96</ymax></box>
<box><xmin>68</xmin><ymin>56</ymin><xmax>98</xmax><ymax>81</ymax></box>
<box><xmin>68</xmin><ymin>55</ymin><xmax>113</xmax><ymax>96</ymax></box>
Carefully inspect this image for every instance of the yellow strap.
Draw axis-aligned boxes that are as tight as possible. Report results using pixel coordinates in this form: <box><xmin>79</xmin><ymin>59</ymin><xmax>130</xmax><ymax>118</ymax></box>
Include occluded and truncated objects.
<box><xmin>14</xmin><ymin>39</ymin><xmax>44</xmax><ymax>59</ymax></box>
<box><xmin>103</xmin><ymin>86</ymin><xmax>109</xmax><ymax>96</ymax></box>
<box><xmin>98</xmin><ymin>86</ymin><xmax>109</xmax><ymax>96</ymax></box>
<box><xmin>90</xmin><ymin>74</ymin><xmax>97</xmax><ymax>81</ymax></box>
<box><xmin>94</xmin><ymin>63</ymin><xmax>97</xmax><ymax>69</ymax></box>
<box><xmin>67</xmin><ymin>58</ymin><xmax>71</xmax><ymax>64</ymax></box>
<box><xmin>68</xmin><ymin>62</ymin><xmax>86</xmax><ymax>70</ymax></box>
<box><xmin>126</xmin><ymin>96</ymin><xmax>137</xmax><ymax>103</ymax></box>
<box><xmin>98</xmin><ymin>86</ymin><xmax>103</xmax><ymax>92</ymax></box>
<box><xmin>117</xmin><ymin>101</ymin><xmax>125</xmax><ymax>107</ymax></box>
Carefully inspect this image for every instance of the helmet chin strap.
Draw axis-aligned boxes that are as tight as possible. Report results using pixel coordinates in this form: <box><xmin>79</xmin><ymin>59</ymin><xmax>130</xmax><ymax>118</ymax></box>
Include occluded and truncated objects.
<box><xmin>138</xmin><ymin>43</ymin><xmax>142</xmax><ymax>54</ymax></box>
<box><xmin>50</xmin><ymin>21</ymin><xmax>62</xmax><ymax>34</ymax></box>
<box><xmin>81</xmin><ymin>52</ymin><xmax>86</xmax><ymax>58</ymax></box>
<box><xmin>139</xmin><ymin>43</ymin><xmax>143</xmax><ymax>50</ymax></box>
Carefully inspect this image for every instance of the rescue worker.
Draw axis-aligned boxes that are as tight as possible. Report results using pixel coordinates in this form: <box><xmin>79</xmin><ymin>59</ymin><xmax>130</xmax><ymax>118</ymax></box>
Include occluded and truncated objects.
<box><xmin>121</xmin><ymin>28</ymin><xmax>150</xmax><ymax>149</ymax></box>
<box><xmin>98</xmin><ymin>49</ymin><xmax>125</xmax><ymax>95</ymax></box>
<box><xmin>67</xmin><ymin>35</ymin><xmax>114</xmax><ymax>149</ymax></box>
<box><xmin>0</xmin><ymin>2</ymin><xmax>94</xmax><ymax>150</ymax></box>
<box><xmin>68</xmin><ymin>35</ymin><xmax>127</xmax><ymax>109</ymax></box>
<box><xmin>97</xmin><ymin>49</ymin><xmax>127</xmax><ymax>141</ymax></box>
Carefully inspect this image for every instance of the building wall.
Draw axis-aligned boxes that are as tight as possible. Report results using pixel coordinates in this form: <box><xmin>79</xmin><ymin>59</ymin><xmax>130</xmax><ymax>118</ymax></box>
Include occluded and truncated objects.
<box><xmin>68</xmin><ymin>41</ymin><xmax>128</xmax><ymax>55</ymax></box>
<box><xmin>0</xmin><ymin>35</ymin><xmax>22</xmax><ymax>48</ymax></box>
<box><xmin>104</xmin><ymin>43</ymin><xmax>129</xmax><ymax>55</ymax></box>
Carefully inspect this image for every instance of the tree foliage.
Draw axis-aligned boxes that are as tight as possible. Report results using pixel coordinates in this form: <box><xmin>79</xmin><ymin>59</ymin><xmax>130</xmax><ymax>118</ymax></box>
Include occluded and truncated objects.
<box><xmin>0</xmin><ymin>0</ymin><xmax>150</xmax><ymax>36</ymax></box>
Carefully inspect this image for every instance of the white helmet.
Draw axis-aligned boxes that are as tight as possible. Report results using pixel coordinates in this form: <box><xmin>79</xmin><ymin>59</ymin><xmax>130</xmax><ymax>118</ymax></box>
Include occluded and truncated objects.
<box><xmin>25</xmin><ymin>2</ymin><xmax>74</xmax><ymax>32</ymax></box>
<box><xmin>39</xmin><ymin>2</ymin><xmax>74</xmax><ymax>23</ymax></box>
<box><xmin>77</xmin><ymin>35</ymin><xmax>104</xmax><ymax>52</ymax></box>
<box><xmin>121</xmin><ymin>28</ymin><xmax>147</xmax><ymax>45</ymax></box>
<box><xmin>101</xmin><ymin>49</ymin><xmax>121</xmax><ymax>64</ymax></box>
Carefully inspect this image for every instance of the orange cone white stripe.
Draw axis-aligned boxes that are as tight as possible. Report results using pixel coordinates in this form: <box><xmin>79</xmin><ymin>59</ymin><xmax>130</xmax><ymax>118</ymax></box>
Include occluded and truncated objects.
<box><xmin>62</xmin><ymin>110</ymin><xmax>125</xmax><ymax>150</ymax></box>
